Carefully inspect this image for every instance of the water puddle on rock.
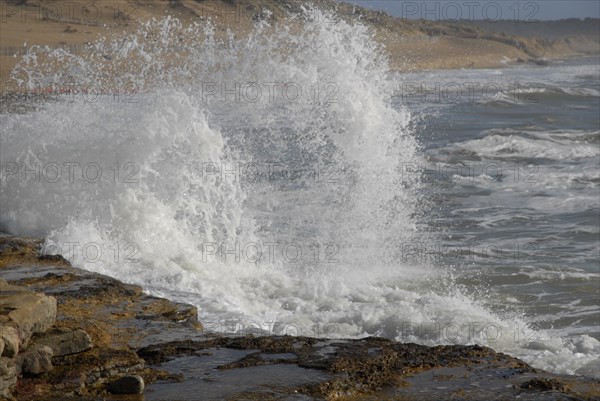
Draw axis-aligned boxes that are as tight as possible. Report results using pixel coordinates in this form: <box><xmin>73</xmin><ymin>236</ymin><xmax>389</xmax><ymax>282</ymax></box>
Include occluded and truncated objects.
<box><xmin>142</xmin><ymin>348</ymin><xmax>329</xmax><ymax>401</ymax></box>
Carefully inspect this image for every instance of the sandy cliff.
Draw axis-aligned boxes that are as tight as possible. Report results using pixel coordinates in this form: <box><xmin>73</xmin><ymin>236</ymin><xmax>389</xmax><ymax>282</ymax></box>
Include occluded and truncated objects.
<box><xmin>1</xmin><ymin>0</ymin><xmax>598</xmax><ymax>86</ymax></box>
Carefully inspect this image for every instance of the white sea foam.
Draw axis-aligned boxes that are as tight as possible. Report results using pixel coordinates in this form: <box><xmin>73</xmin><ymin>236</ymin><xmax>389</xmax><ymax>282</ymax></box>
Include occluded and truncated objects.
<box><xmin>457</xmin><ymin>128</ymin><xmax>599</xmax><ymax>160</ymax></box>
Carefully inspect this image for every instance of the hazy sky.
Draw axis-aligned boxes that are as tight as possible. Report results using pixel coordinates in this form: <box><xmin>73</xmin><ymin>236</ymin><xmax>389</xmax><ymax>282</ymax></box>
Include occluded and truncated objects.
<box><xmin>343</xmin><ymin>1</ymin><xmax>600</xmax><ymax>21</ymax></box>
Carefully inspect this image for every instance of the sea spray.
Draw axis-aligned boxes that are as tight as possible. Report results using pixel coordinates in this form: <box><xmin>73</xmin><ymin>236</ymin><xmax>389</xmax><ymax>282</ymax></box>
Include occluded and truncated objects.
<box><xmin>1</xmin><ymin>6</ymin><xmax>598</xmax><ymax>376</ymax></box>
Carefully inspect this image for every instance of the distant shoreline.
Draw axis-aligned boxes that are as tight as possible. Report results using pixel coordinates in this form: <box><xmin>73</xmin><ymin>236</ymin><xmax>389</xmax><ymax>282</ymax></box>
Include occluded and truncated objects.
<box><xmin>1</xmin><ymin>0</ymin><xmax>598</xmax><ymax>84</ymax></box>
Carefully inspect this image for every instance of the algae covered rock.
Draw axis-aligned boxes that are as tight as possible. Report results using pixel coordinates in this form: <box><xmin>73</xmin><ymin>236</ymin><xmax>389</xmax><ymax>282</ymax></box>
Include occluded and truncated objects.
<box><xmin>33</xmin><ymin>328</ymin><xmax>93</xmax><ymax>357</ymax></box>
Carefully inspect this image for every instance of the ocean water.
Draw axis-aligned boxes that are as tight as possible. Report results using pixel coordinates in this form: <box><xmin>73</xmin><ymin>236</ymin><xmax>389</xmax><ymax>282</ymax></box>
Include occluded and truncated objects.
<box><xmin>1</xmin><ymin>9</ymin><xmax>598</xmax><ymax>377</ymax></box>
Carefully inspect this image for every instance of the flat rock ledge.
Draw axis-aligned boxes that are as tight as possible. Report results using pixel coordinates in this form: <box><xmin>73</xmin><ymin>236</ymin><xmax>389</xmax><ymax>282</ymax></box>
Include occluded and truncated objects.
<box><xmin>1</xmin><ymin>236</ymin><xmax>199</xmax><ymax>400</ymax></box>
<box><xmin>1</xmin><ymin>236</ymin><xmax>599</xmax><ymax>401</ymax></box>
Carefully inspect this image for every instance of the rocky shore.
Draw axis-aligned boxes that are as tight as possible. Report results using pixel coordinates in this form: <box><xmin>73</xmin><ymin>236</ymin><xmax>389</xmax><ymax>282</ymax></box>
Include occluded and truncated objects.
<box><xmin>1</xmin><ymin>236</ymin><xmax>599</xmax><ymax>400</ymax></box>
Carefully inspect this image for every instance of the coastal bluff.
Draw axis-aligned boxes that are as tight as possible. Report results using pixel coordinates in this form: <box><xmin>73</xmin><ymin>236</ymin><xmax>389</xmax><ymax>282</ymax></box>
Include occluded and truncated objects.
<box><xmin>1</xmin><ymin>235</ymin><xmax>599</xmax><ymax>400</ymax></box>
<box><xmin>1</xmin><ymin>0</ymin><xmax>599</xmax><ymax>85</ymax></box>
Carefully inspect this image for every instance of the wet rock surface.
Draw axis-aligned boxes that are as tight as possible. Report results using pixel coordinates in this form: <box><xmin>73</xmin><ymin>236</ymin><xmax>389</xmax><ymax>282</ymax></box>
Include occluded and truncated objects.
<box><xmin>137</xmin><ymin>336</ymin><xmax>600</xmax><ymax>401</ymax></box>
<box><xmin>1</xmin><ymin>236</ymin><xmax>599</xmax><ymax>401</ymax></box>
<box><xmin>0</xmin><ymin>237</ymin><xmax>198</xmax><ymax>400</ymax></box>
<box><xmin>107</xmin><ymin>375</ymin><xmax>145</xmax><ymax>394</ymax></box>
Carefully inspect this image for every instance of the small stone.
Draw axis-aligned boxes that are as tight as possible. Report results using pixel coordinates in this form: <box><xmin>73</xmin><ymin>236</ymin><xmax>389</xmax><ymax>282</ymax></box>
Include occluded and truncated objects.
<box><xmin>0</xmin><ymin>324</ymin><xmax>20</xmax><ymax>358</ymax></box>
<box><xmin>0</xmin><ymin>357</ymin><xmax>17</xmax><ymax>399</ymax></box>
<box><xmin>0</xmin><ymin>356</ymin><xmax>15</xmax><ymax>376</ymax></box>
<box><xmin>520</xmin><ymin>377</ymin><xmax>566</xmax><ymax>392</ymax></box>
<box><xmin>34</xmin><ymin>328</ymin><xmax>93</xmax><ymax>356</ymax></box>
<box><xmin>107</xmin><ymin>375</ymin><xmax>145</xmax><ymax>394</ymax></box>
<box><xmin>17</xmin><ymin>345</ymin><xmax>54</xmax><ymax>375</ymax></box>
